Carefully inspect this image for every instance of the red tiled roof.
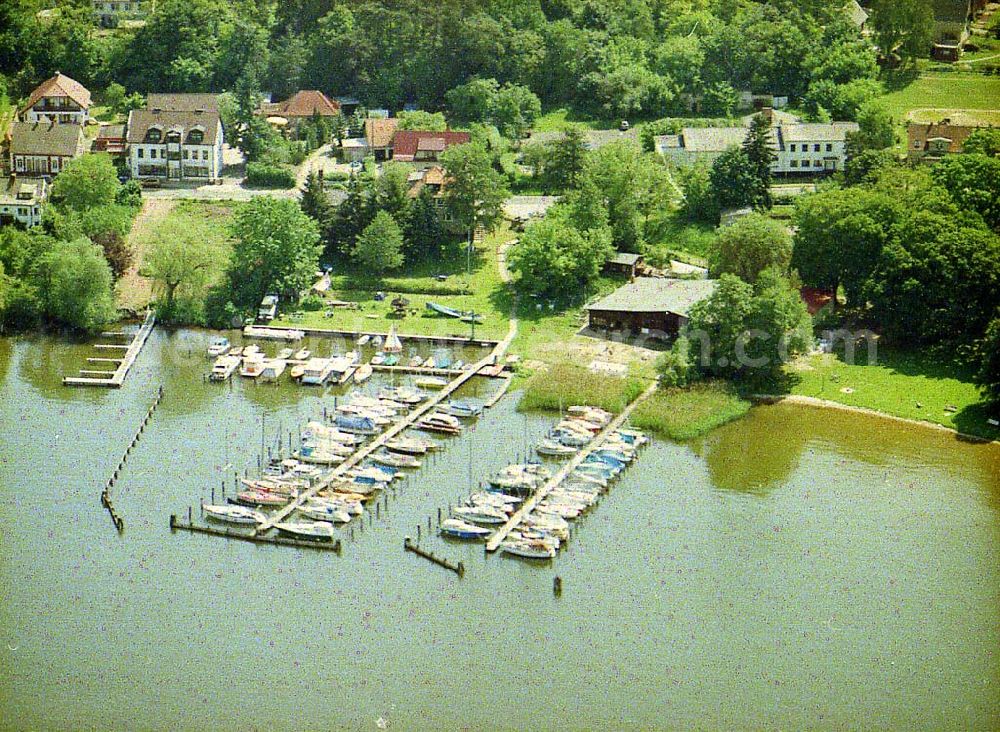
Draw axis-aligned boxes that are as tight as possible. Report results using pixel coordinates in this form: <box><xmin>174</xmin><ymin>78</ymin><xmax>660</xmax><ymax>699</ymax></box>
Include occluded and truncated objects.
<box><xmin>364</xmin><ymin>118</ymin><xmax>400</xmax><ymax>149</ymax></box>
<box><xmin>261</xmin><ymin>90</ymin><xmax>340</xmax><ymax>119</ymax></box>
<box><xmin>21</xmin><ymin>72</ymin><xmax>91</xmax><ymax>113</ymax></box>
<box><xmin>392</xmin><ymin>130</ymin><xmax>470</xmax><ymax>161</ymax></box>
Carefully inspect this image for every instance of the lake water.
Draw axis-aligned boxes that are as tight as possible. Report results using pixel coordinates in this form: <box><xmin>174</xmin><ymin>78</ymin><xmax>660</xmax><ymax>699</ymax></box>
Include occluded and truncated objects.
<box><xmin>1</xmin><ymin>330</ymin><xmax>998</xmax><ymax>730</ymax></box>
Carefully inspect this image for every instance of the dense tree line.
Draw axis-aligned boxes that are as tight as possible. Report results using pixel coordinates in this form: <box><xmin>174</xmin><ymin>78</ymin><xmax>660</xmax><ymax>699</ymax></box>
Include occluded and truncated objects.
<box><xmin>3</xmin><ymin>0</ymin><xmax>887</xmax><ymax>123</ymax></box>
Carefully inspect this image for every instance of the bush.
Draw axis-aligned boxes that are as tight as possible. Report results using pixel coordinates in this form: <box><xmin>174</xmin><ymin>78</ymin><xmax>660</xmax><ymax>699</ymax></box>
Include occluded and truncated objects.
<box><xmin>245</xmin><ymin>162</ymin><xmax>296</xmax><ymax>188</ymax></box>
<box><xmin>301</xmin><ymin>293</ymin><xmax>325</xmax><ymax>311</ymax></box>
<box><xmin>115</xmin><ymin>180</ymin><xmax>143</xmax><ymax>209</ymax></box>
<box><xmin>325</xmin><ymin>170</ymin><xmax>350</xmax><ymax>182</ymax></box>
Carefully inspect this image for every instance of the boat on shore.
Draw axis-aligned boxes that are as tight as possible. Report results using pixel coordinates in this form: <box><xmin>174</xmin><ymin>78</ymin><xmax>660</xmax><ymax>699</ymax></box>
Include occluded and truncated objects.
<box><xmin>203</xmin><ymin>504</ymin><xmax>264</xmax><ymax>525</ymax></box>
<box><xmin>274</xmin><ymin>521</ymin><xmax>335</xmax><ymax>541</ymax></box>
<box><xmin>440</xmin><ymin>518</ymin><xmax>492</xmax><ymax>539</ymax></box>
<box><xmin>426</xmin><ymin>301</ymin><xmax>483</xmax><ymax>324</ymax></box>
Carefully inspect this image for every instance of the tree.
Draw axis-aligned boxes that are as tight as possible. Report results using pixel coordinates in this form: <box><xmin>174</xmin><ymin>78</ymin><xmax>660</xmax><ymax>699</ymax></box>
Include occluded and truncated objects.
<box><xmin>446</xmin><ymin>78</ymin><xmax>500</xmax><ymax>123</ymax></box>
<box><xmin>701</xmin><ymin>81</ymin><xmax>739</xmax><ymax>117</ymax></box>
<box><xmin>741</xmin><ymin>113</ymin><xmax>775</xmax><ymax>208</ymax></box>
<box><xmin>376</xmin><ymin>162</ymin><xmax>413</xmax><ymax>222</ymax></box>
<box><xmin>143</xmin><ymin>216</ymin><xmax>223</xmax><ymax>314</ymax></box>
<box><xmin>963</xmin><ymin>129</ymin><xmax>1000</xmax><ymax>158</ymax></box>
<box><xmin>844</xmin><ymin>149</ymin><xmax>899</xmax><ymax>187</ymax></box>
<box><xmin>397</xmin><ymin>111</ymin><xmax>448</xmax><ymax>131</ymax></box>
<box><xmin>678</xmin><ymin>163</ymin><xmax>720</xmax><ymax>224</ymax></box>
<box><xmin>490</xmin><ymin>83</ymin><xmax>541</xmax><ymax>140</ymax></box>
<box><xmin>792</xmin><ymin>188</ymin><xmax>897</xmax><ymax>308</ymax></box>
<box><xmin>685</xmin><ymin>271</ymin><xmax>810</xmax><ymax>384</ymax></box>
<box><xmin>507</xmin><ymin>206</ymin><xmax>613</xmax><ymax>300</ymax></box>
<box><xmin>50</xmin><ymin>154</ymin><xmax>121</xmax><ymax>211</ymax></box>
<box><xmin>299</xmin><ymin>171</ymin><xmax>333</xmax><ymax>232</ymax></box>
<box><xmin>710</xmin><ymin>213</ymin><xmax>792</xmax><ymax>283</ymax></box>
<box><xmin>976</xmin><ymin>313</ymin><xmax>1000</xmax><ymax>411</ymax></box>
<box><xmin>227</xmin><ymin>198</ymin><xmax>322</xmax><ymax>309</ymax></box>
<box><xmin>37</xmin><ymin>238</ymin><xmax>117</xmax><ymax>332</ymax></box>
<box><xmin>543</xmin><ymin>127</ymin><xmax>588</xmax><ymax>192</ymax></box>
<box><xmin>439</xmin><ymin>142</ymin><xmax>510</xmax><ymax>236</ymax></box>
<box><xmin>847</xmin><ymin>102</ymin><xmax>896</xmax><ymax>153</ymax></box>
<box><xmin>404</xmin><ymin>189</ymin><xmax>447</xmax><ymax>259</ymax></box>
<box><xmin>709</xmin><ymin>148</ymin><xmax>760</xmax><ymax>212</ymax></box>
<box><xmin>931</xmin><ymin>154</ymin><xmax>1000</xmax><ymax>231</ymax></box>
<box><xmin>869</xmin><ymin>0</ymin><xmax>934</xmax><ymax>64</ymax></box>
<box><xmin>354</xmin><ymin>211</ymin><xmax>404</xmax><ymax>273</ymax></box>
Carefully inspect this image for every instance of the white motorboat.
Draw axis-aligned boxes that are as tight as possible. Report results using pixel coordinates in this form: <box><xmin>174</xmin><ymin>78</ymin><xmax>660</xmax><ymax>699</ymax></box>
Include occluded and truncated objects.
<box><xmin>500</xmin><ymin>539</ymin><xmax>555</xmax><ymax>560</ymax></box>
<box><xmin>274</xmin><ymin>521</ymin><xmax>335</xmax><ymax>541</ymax></box>
<box><xmin>293</xmin><ymin>348</ymin><xmax>311</xmax><ymax>360</ymax></box>
<box><xmin>300</xmin><ymin>439</ymin><xmax>354</xmax><ymax>456</ymax></box>
<box><xmin>203</xmin><ymin>504</ymin><xmax>264</xmax><ymax>525</ymax></box>
<box><xmin>416</xmin><ymin>412</ymin><xmax>462</xmax><ymax>433</ymax></box>
<box><xmin>207</xmin><ymin>336</ymin><xmax>230</xmax><ymax>357</ymax></box>
<box><xmin>209</xmin><ymin>354</ymin><xmax>240</xmax><ymax>381</ymax></box>
<box><xmin>452</xmin><ymin>505</ymin><xmax>508</xmax><ymax>524</ymax></box>
<box><xmin>371</xmin><ymin>352</ymin><xmax>386</xmax><ymax>366</ymax></box>
<box><xmin>372</xmin><ymin>451</ymin><xmax>421</xmax><ymax>469</ymax></box>
<box><xmin>414</xmin><ymin>375</ymin><xmax>448</xmax><ymax>389</ymax></box>
<box><xmin>384</xmin><ymin>437</ymin><xmax>438</xmax><ymax>455</ymax></box>
<box><xmin>310</xmin><ymin>497</ymin><xmax>364</xmax><ymax>516</ymax></box>
<box><xmin>295</xmin><ymin>448</ymin><xmax>346</xmax><ymax>465</ymax></box>
<box><xmin>278</xmin><ymin>347</ymin><xmax>294</xmax><ymax>359</ymax></box>
<box><xmin>298</xmin><ymin>504</ymin><xmax>352</xmax><ymax>523</ymax></box>
<box><xmin>260</xmin><ymin>359</ymin><xmax>286</xmax><ymax>381</ymax></box>
<box><xmin>242</xmin><ymin>344</ymin><xmax>261</xmax><ymax>356</ymax></box>
<box><xmin>239</xmin><ymin>352</ymin><xmax>266</xmax><ymax>378</ymax></box>
<box><xmin>300</xmin><ymin>358</ymin><xmax>333</xmax><ymax>385</ymax></box>
<box><xmin>440</xmin><ymin>518</ymin><xmax>492</xmax><ymax>539</ymax></box>
<box><xmin>302</xmin><ymin>421</ymin><xmax>364</xmax><ymax>444</ymax></box>
<box><xmin>354</xmin><ymin>364</ymin><xmax>373</xmax><ymax>383</ymax></box>
<box><xmin>536</xmin><ymin>439</ymin><xmax>577</xmax><ymax>457</ymax></box>
<box><xmin>347</xmin><ymin>466</ymin><xmax>398</xmax><ymax>483</ymax></box>
<box><xmin>356</xmin><ymin>334</ymin><xmax>371</xmax><ymax>346</ymax></box>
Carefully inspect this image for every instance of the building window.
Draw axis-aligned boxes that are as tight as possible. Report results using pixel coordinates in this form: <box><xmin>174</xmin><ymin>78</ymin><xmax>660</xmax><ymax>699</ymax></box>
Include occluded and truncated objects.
<box><xmin>202</xmin><ymin>150</ymin><xmax>208</xmax><ymax>160</ymax></box>
<box><xmin>150</xmin><ymin>149</ymin><xmax>157</xmax><ymax>159</ymax></box>
<box><xmin>137</xmin><ymin>148</ymin><xmax>144</xmax><ymax>158</ymax></box>
<box><xmin>183</xmin><ymin>150</ymin><xmax>189</xmax><ymax>160</ymax></box>
<box><xmin>789</xmin><ymin>144</ymin><xmax>796</xmax><ymax>152</ymax></box>
<box><xmin>813</xmin><ymin>143</ymin><xmax>820</xmax><ymax>152</ymax></box>
<box><xmin>790</xmin><ymin>160</ymin><xmax>798</xmax><ymax>168</ymax></box>
<box><xmin>188</xmin><ymin>130</ymin><xmax>204</xmax><ymax>144</ymax></box>
<box><xmin>826</xmin><ymin>143</ymin><xmax>833</xmax><ymax>152</ymax></box>
<box><xmin>814</xmin><ymin>159</ymin><xmax>822</xmax><ymax>167</ymax></box>
<box><xmin>913</xmin><ymin>140</ymin><xmax>922</xmax><ymax>149</ymax></box>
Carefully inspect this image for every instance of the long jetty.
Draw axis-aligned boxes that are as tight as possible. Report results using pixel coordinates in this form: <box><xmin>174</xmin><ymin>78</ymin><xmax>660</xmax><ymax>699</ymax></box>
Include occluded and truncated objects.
<box><xmin>64</xmin><ymin>310</ymin><xmax>156</xmax><ymax>387</ymax></box>
<box><xmin>254</xmin><ymin>334</ymin><xmax>515</xmax><ymax>536</ymax></box>
<box><xmin>246</xmin><ymin>323</ymin><xmax>499</xmax><ymax>347</ymax></box>
<box><xmin>484</xmin><ymin>382</ymin><xmax>657</xmax><ymax>552</ymax></box>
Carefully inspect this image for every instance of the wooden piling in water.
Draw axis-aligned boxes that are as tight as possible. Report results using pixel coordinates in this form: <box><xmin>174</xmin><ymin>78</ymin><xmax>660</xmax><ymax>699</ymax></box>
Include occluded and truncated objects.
<box><xmin>404</xmin><ymin>537</ymin><xmax>464</xmax><ymax>576</ymax></box>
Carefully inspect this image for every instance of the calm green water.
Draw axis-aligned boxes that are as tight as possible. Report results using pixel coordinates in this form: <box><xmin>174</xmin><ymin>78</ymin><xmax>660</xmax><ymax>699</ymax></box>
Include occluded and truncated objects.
<box><xmin>1</xmin><ymin>330</ymin><xmax>998</xmax><ymax>731</ymax></box>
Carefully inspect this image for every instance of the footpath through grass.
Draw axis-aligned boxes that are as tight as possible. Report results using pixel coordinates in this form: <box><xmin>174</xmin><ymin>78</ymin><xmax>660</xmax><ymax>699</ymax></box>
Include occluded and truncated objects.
<box><xmin>786</xmin><ymin>348</ymin><xmax>998</xmax><ymax>441</ymax></box>
<box><xmin>631</xmin><ymin>381</ymin><xmax>751</xmax><ymax>441</ymax></box>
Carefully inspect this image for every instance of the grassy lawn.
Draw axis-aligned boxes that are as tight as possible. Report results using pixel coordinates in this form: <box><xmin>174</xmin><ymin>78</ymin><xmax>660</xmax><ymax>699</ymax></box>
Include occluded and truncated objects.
<box><xmin>631</xmin><ymin>381</ymin><xmax>751</xmax><ymax>441</ymax></box>
<box><xmin>786</xmin><ymin>348</ymin><xmax>999</xmax><ymax>441</ymax></box>
<box><xmin>644</xmin><ymin>209</ymin><xmax>715</xmax><ymax>267</ymax></box>
<box><xmin>532</xmin><ymin>108</ymin><xmax>616</xmax><ymax>132</ymax></box>
<box><xmin>518</xmin><ymin>362</ymin><xmax>648</xmax><ymax>414</ymax></box>
<box><xmin>273</xmin><ymin>228</ymin><xmax>513</xmax><ymax>340</ymax></box>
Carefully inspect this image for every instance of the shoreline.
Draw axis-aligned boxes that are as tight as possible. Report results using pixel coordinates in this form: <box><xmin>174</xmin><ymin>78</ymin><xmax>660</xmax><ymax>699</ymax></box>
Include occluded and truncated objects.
<box><xmin>751</xmin><ymin>394</ymin><xmax>1000</xmax><ymax>446</ymax></box>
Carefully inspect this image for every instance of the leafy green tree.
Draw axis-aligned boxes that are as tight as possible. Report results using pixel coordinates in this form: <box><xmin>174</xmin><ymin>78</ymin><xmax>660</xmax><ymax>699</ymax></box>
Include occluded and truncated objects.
<box><xmin>678</xmin><ymin>163</ymin><xmax>720</xmax><ymax>224</ymax></box>
<box><xmin>710</xmin><ymin>213</ymin><xmax>792</xmax><ymax>283</ymax></box>
<box><xmin>300</xmin><ymin>171</ymin><xmax>334</xmax><ymax>233</ymax></box>
<box><xmin>115</xmin><ymin>180</ymin><xmax>143</xmax><ymax>209</ymax></box>
<box><xmin>653</xmin><ymin>35</ymin><xmax>704</xmax><ymax>97</ymax></box>
<box><xmin>446</xmin><ymin>78</ymin><xmax>500</xmax><ymax>123</ymax></box>
<box><xmin>543</xmin><ymin>127</ymin><xmax>588</xmax><ymax>192</ymax></box>
<box><xmin>490</xmin><ymin>83</ymin><xmax>542</xmax><ymax>140</ymax></box>
<box><xmin>404</xmin><ymin>189</ymin><xmax>447</xmax><ymax>259</ymax></box>
<box><xmin>227</xmin><ymin>198</ymin><xmax>322</xmax><ymax>309</ymax></box>
<box><xmin>869</xmin><ymin>0</ymin><xmax>933</xmax><ymax>63</ymax></box>
<box><xmin>507</xmin><ymin>206</ymin><xmax>613</xmax><ymax>300</ymax></box>
<box><xmin>792</xmin><ymin>188</ymin><xmax>897</xmax><ymax>308</ymax></box>
<box><xmin>38</xmin><ymin>238</ymin><xmax>117</xmax><ymax>332</ymax></box>
<box><xmin>354</xmin><ymin>211</ymin><xmax>405</xmax><ymax>273</ymax></box>
<box><xmin>931</xmin><ymin>154</ymin><xmax>1000</xmax><ymax>231</ymax></box>
<box><xmin>439</xmin><ymin>142</ymin><xmax>510</xmax><ymax>236</ymax></box>
<box><xmin>50</xmin><ymin>154</ymin><xmax>121</xmax><ymax>211</ymax></box>
<box><xmin>709</xmin><ymin>148</ymin><xmax>760</xmax><ymax>211</ymax></box>
<box><xmin>376</xmin><ymin>162</ymin><xmax>413</xmax><ymax>222</ymax></box>
<box><xmin>397</xmin><ymin>111</ymin><xmax>448</xmax><ymax>131</ymax></box>
<box><xmin>143</xmin><ymin>216</ymin><xmax>224</xmax><ymax>314</ymax></box>
<box><xmin>844</xmin><ymin>149</ymin><xmax>899</xmax><ymax>187</ymax></box>
<box><xmin>976</xmin><ymin>313</ymin><xmax>1000</xmax><ymax>411</ymax></box>
<box><xmin>963</xmin><ymin>129</ymin><xmax>1000</xmax><ymax>157</ymax></box>
<box><xmin>701</xmin><ymin>81</ymin><xmax>739</xmax><ymax>117</ymax></box>
<box><xmin>655</xmin><ymin>336</ymin><xmax>692</xmax><ymax>387</ymax></box>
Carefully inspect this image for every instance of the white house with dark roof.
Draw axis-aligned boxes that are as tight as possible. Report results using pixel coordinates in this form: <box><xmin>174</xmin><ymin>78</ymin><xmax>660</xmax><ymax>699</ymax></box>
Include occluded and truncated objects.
<box><xmin>19</xmin><ymin>72</ymin><xmax>91</xmax><ymax>125</ymax></box>
<box><xmin>0</xmin><ymin>175</ymin><xmax>47</xmax><ymax>228</ymax></box>
<box><xmin>126</xmin><ymin>107</ymin><xmax>223</xmax><ymax>182</ymax></box>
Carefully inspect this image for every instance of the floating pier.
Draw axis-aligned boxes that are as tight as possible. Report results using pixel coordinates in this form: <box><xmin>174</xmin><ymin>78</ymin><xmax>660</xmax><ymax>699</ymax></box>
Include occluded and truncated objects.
<box><xmin>64</xmin><ymin>310</ymin><xmax>156</xmax><ymax>387</ymax></box>
<box><xmin>245</xmin><ymin>324</ymin><xmax>499</xmax><ymax>347</ymax></box>
<box><xmin>255</xmin><ymin>345</ymin><xmax>508</xmax><ymax>536</ymax></box>
<box><xmin>484</xmin><ymin>383</ymin><xmax>657</xmax><ymax>552</ymax></box>
<box><xmin>404</xmin><ymin>537</ymin><xmax>464</xmax><ymax>576</ymax></box>
<box><xmin>171</xmin><ymin>514</ymin><xmax>342</xmax><ymax>552</ymax></box>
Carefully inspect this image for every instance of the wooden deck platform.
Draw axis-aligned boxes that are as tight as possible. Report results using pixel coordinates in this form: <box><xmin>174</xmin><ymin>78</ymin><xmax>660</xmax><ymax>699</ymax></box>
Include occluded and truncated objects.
<box><xmin>484</xmin><ymin>383</ymin><xmax>657</xmax><ymax>553</ymax></box>
<box><xmin>64</xmin><ymin>311</ymin><xmax>156</xmax><ymax>388</ymax></box>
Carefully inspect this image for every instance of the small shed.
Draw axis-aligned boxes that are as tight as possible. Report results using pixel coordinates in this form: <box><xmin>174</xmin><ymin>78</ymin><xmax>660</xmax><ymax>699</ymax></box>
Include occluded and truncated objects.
<box><xmin>603</xmin><ymin>252</ymin><xmax>644</xmax><ymax>279</ymax></box>
<box><xmin>586</xmin><ymin>277</ymin><xmax>717</xmax><ymax>337</ymax></box>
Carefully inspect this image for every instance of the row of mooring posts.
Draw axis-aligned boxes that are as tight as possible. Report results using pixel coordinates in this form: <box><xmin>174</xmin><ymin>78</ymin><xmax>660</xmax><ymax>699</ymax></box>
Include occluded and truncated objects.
<box><xmin>101</xmin><ymin>385</ymin><xmax>164</xmax><ymax>533</ymax></box>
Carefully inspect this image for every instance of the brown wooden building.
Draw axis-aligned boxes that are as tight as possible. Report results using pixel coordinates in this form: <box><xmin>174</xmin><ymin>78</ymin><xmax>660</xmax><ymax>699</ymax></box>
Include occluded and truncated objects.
<box><xmin>586</xmin><ymin>277</ymin><xmax>717</xmax><ymax>337</ymax></box>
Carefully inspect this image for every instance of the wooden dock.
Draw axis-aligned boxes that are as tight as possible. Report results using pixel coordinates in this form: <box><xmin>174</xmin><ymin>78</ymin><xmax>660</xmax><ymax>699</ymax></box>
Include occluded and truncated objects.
<box><xmin>245</xmin><ymin>323</ymin><xmax>499</xmax><ymax>347</ymax></box>
<box><xmin>255</xmin><ymin>344</ymin><xmax>509</xmax><ymax>536</ymax></box>
<box><xmin>64</xmin><ymin>311</ymin><xmax>156</xmax><ymax>388</ymax></box>
<box><xmin>484</xmin><ymin>383</ymin><xmax>657</xmax><ymax>552</ymax></box>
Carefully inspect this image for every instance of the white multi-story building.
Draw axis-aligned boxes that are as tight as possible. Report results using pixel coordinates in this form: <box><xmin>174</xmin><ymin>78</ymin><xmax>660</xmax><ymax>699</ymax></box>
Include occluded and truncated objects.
<box><xmin>656</xmin><ymin>115</ymin><xmax>859</xmax><ymax>174</ymax></box>
<box><xmin>18</xmin><ymin>72</ymin><xmax>91</xmax><ymax>126</ymax></box>
<box><xmin>126</xmin><ymin>108</ymin><xmax>224</xmax><ymax>183</ymax></box>
<box><xmin>0</xmin><ymin>176</ymin><xmax>47</xmax><ymax>228</ymax></box>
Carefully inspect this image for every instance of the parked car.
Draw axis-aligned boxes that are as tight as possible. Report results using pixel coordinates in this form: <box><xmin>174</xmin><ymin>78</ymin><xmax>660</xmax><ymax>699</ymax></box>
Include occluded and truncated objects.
<box><xmin>619</xmin><ymin>120</ymin><xmax>630</xmax><ymax>131</ymax></box>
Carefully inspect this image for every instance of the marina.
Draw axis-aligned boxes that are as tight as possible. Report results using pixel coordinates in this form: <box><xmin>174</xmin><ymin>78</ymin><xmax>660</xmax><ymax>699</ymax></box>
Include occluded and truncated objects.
<box><xmin>2</xmin><ymin>330</ymin><xmax>999</xmax><ymax>730</ymax></box>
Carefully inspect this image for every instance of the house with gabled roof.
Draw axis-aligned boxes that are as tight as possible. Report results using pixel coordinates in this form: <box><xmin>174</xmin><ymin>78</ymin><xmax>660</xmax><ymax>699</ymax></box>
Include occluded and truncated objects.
<box><xmin>0</xmin><ymin>175</ymin><xmax>47</xmax><ymax>228</ymax></box>
<box><xmin>147</xmin><ymin>93</ymin><xmax>219</xmax><ymax>114</ymax></box>
<box><xmin>364</xmin><ymin>118</ymin><xmax>400</xmax><ymax>161</ymax></box>
<box><xmin>258</xmin><ymin>91</ymin><xmax>341</xmax><ymax>134</ymax></box>
<box><xmin>19</xmin><ymin>72</ymin><xmax>92</xmax><ymax>126</ymax></box>
<box><xmin>8</xmin><ymin>120</ymin><xmax>85</xmax><ymax>176</ymax></box>
<box><xmin>586</xmin><ymin>277</ymin><xmax>718</xmax><ymax>337</ymax></box>
<box><xmin>392</xmin><ymin>130</ymin><xmax>470</xmax><ymax>163</ymax></box>
<box><xmin>126</xmin><ymin>107</ymin><xmax>223</xmax><ymax>182</ymax></box>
